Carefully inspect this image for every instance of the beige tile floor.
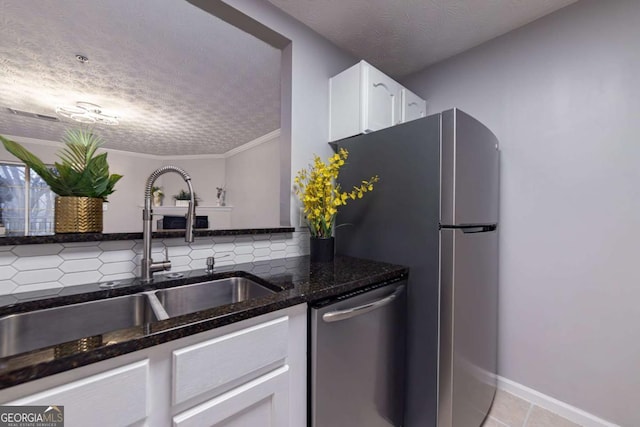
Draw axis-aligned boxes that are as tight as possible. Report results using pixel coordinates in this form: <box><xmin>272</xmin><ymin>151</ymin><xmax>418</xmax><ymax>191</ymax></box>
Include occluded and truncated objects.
<box><xmin>482</xmin><ymin>390</ymin><xmax>582</xmax><ymax>427</ymax></box>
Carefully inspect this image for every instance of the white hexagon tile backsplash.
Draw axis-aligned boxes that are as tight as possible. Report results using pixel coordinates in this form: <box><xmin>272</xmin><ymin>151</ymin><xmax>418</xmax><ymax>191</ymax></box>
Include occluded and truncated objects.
<box><xmin>0</xmin><ymin>232</ymin><xmax>310</xmax><ymax>298</ymax></box>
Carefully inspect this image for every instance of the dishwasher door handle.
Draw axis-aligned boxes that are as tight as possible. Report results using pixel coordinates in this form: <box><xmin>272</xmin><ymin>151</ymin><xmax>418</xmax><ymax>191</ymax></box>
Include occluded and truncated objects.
<box><xmin>322</xmin><ymin>285</ymin><xmax>405</xmax><ymax>323</ymax></box>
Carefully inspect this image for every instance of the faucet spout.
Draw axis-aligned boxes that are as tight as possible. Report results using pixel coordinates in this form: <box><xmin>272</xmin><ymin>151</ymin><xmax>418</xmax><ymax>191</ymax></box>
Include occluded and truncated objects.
<box><xmin>141</xmin><ymin>166</ymin><xmax>196</xmax><ymax>282</ymax></box>
<box><xmin>183</xmin><ymin>179</ymin><xmax>195</xmax><ymax>244</ymax></box>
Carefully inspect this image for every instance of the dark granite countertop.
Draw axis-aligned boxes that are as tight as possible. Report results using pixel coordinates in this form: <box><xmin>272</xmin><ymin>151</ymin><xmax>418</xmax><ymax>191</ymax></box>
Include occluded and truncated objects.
<box><xmin>0</xmin><ymin>227</ymin><xmax>294</xmax><ymax>246</ymax></box>
<box><xmin>0</xmin><ymin>255</ymin><xmax>408</xmax><ymax>389</ymax></box>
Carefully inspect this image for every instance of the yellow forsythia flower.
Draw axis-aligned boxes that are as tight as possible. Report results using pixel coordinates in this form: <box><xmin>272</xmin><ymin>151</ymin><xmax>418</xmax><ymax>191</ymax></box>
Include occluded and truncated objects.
<box><xmin>293</xmin><ymin>148</ymin><xmax>379</xmax><ymax>238</ymax></box>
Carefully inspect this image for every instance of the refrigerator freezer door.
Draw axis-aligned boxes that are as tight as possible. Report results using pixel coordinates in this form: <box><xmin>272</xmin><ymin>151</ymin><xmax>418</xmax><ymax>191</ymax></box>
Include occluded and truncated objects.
<box><xmin>441</xmin><ymin>109</ymin><xmax>499</xmax><ymax>226</ymax></box>
<box><xmin>439</xmin><ymin>228</ymin><xmax>498</xmax><ymax>427</ymax></box>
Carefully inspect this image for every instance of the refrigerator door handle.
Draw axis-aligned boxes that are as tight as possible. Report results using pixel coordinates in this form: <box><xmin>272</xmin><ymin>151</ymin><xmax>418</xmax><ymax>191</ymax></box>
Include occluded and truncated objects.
<box><xmin>440</xmin><ymin>224</ymin><xmax>497</xmax><ymax>233</ymax></box>
<box><xmin>461</xmin><ymin>225</ymin><xmax>496</xmax><ymax>234</ymax></box>
<box><xmin>322</xmin><ymin>285</ymin><xmax>405</xmax><ymax>323</ymax></box>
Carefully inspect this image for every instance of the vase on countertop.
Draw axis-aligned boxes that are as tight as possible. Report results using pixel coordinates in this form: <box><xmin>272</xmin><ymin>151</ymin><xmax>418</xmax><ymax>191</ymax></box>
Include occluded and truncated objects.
<box><xmin>54</xmin><ymin>196</ymin><xmax>103</xmax><ymax>233</ymax></box>
<box><xmin>310</xmin><ymin>236</ymin><xmax>334</xmax><ymax>262</ymax></box>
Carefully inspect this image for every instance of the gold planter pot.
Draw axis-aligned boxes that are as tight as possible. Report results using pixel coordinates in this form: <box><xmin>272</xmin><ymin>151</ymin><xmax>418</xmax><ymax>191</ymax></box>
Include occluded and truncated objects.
<box><xmin>54</xmin><ymin>196</ymin><xmax>103</xmax><ymax>233</ymax></box>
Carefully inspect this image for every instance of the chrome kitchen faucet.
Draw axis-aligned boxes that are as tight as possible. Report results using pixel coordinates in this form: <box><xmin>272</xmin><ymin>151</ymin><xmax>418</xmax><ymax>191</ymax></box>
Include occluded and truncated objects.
<box><xmin>141</xmin><ymin>166</ymin><xmax>195</xmax><ymax>282</ymax></box>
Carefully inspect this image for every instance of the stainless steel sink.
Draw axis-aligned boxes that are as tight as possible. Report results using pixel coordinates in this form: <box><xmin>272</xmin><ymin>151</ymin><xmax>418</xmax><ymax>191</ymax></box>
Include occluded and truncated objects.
<box><xmin>0</xmin><ymin>294</ymin><xmax>158</xmax><ymax>358</ymax></box>
<box><xmin>154</xmin><ymin>277</ymin><xmax>276</xmax><ymax>318</ymax></box>
<box><xmin>0</xmin><ymin>276</ymin><xmax>278</xmax><ymax>359</ymax></box>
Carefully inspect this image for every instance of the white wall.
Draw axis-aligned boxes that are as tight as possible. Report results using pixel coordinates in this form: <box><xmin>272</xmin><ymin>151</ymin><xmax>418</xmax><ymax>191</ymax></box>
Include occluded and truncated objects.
<box><xmin>104</xmin><ymin>151</ymin><xmax>162</xmax><ymax>232</ymax></box>
<box><xmin>402</xmin><ymin>1</ymin><xmax>640</xmax><ymax>425</ymax></box>
<box><xmin>225</xmin><ymin>133</ymin><xmax>280</xmax><ymax>229</ymax></box>
<box><xmin>219</xmin><ymin>0</ymin><xmax>357</xmax><ymax>227</ymax></box>
<box><xmin>159</xmin><ymin>157</ymin><xmax>226</xmax><ymax>206</ymax></box>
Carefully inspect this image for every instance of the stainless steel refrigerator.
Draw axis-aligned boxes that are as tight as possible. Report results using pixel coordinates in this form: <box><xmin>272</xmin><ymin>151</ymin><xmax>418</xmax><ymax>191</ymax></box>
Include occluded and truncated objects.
<box><xmin>335</xmin><ymin>108</ymin><xmax>499</xmax><ymax>427</ymax></box>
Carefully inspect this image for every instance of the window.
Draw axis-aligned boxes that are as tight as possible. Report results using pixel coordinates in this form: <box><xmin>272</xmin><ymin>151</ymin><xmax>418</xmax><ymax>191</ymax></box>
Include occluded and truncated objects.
<box><xmin>0</xmin><ymin>162</ymin><xmax>55</xmax><ymax>235</ymax></box>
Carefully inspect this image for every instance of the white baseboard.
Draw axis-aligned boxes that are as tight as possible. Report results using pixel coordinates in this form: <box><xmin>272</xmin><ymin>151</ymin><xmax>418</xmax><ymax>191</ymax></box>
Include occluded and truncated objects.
<box><xmin>496</xmin><ymin>376</ymin><xmax>619</xmax><ymax>427</ymax></box>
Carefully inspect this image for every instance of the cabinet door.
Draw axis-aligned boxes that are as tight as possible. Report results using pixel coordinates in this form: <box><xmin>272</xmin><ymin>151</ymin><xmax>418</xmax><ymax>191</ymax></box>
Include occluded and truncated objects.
<box><xmin>401</xmin><ymin>88</ymin><xmax>427</xmax><ymax>123</ymax></box>
<box><xmin>7</xmin><ymin>360</ymin><xmax>148</xmax><ymax>427</ymax></box>
<box><xmin>173</xmin><ymin>366</ymin><xmax>289</xmax><ymax>427</ymax></box>
<box><xmin>329</xmin><ymin>63</ymin><xmax>362</xmax><ymax>142</ymax></box>
<box><xmin>362</xmin><ymin>63</ymin><xmax>400</xmax><ymax>133</ymax></box>
<box><xmin>172</xmin><ymin>316</ymin><xmax>288</xmax><ymax>405</ymax></box>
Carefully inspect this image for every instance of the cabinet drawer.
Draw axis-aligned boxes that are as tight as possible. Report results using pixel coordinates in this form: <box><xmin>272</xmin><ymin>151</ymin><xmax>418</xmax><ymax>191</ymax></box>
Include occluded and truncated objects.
<box><xmin>7</xmin><ymin>360</ymin><xmax>148</xmax><ymax>427</ymax></box>
<box><xmin>172</xmin><ymin>316</ymin><xmax>289</xmax><ymax>405</ymax></box>
<box><xmin>173</xmin><ymin>366</ymin><xmax>289</xmax><ymax>427</ymax></box>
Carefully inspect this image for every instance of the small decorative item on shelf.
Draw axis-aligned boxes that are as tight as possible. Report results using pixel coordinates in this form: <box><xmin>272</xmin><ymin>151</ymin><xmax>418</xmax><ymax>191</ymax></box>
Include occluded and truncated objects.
<box><xmin>0</xmin><ymin>129</ymin><xmax>123</xmax><ymax>233</ymax></box>
<box><xmin>151</xmin><ymin>186</ymin><xmax>163</xmax><ymax>207</ymax></box>
<box><xmin>294</xmin><ymin>148</ymin><xmax>379</xmax><ymax>262</ymax></box>
<box><xmin>173</xmin><ymin>189</ymin><xmax>199</xmax><ymax>207</ymax></box>
<box><xmin>216</xmin><ymin>186</ymin><xmax>226</xmax><ymax>206</ymax></box>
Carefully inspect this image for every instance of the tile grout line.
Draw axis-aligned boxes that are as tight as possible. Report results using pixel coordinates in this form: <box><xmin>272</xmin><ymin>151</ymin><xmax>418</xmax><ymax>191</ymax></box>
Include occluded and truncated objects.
<box><xmin>488</xmin><ymin>416</ymin><xmax>510</xmax><ymax>427</ymax></box>
<box><xmin>522</xmin><ymin>403</ymin><xmax>535</xmax><ymax>427</ymax></box>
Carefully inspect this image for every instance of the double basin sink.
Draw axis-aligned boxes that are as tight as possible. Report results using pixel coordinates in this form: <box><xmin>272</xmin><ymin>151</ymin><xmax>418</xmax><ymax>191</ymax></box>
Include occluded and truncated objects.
<box><xmin>0</xmin><ymin>276</ymin><xmax>277</xmax><ymax>358</ymax></box>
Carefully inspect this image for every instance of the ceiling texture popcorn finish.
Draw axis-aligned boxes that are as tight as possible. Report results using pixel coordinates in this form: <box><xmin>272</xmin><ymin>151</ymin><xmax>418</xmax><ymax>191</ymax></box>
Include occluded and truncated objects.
<box><xmin>0</xmin><ymin>0</ymin><xmax>281</xmax><ymax>156</ymax></box>
<box><xmin>267</xmin><ymin>0</ymin><xmax>577</xmax><ymax>78</ymax></box>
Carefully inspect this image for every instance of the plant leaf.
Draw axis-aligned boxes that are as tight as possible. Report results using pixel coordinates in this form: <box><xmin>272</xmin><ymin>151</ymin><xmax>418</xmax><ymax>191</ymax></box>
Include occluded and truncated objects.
<box><xmin>0</xmin><ymin>135</ymin><xmax>57</xmax><ymax>185</ymax></box>
<box><xmin>1</xmin><ymin>130</ymin><xmax>123</xmax><ymax>199</ymax></box>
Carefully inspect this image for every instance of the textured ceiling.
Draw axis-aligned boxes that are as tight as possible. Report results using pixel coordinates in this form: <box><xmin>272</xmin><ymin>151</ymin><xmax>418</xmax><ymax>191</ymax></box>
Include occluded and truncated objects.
<box><xmin>268</xmin><ymin>0</ymin><xmax>577</xmax><ymax>78</ymax></box>
<box><xmin>0</xmin><ymin>0</ymin><xmax>281</xmax><ymax>156</ymax></box>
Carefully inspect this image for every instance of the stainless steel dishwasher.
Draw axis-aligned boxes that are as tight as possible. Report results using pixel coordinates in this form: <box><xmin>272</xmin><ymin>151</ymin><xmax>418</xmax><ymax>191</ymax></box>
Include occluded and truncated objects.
<box><xmin>310</xmin><ymin>279</ymin><xmax>407</xmax><ymax>427</ymax></box>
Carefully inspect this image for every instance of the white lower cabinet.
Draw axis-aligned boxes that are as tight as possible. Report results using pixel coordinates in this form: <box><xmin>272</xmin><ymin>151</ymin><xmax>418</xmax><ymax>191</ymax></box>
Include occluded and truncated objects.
<box><xmin>173</xmin><ymin>366</ymin><xmax>289</xmax><ymax>427</ymax></box>
<box><xmin>6</xmin><ymin>360</ymin><xmax>149</xmax><ymax>427</ymax></box>
<box><xmin>172</xmin><ymin>316</ymin><xmax>289</xmax><ymax>406</ymax></box>
<box><xmin>0</xmin><ymin>304</ymin><xmax>307</xmax><ymax>427</ymax></box>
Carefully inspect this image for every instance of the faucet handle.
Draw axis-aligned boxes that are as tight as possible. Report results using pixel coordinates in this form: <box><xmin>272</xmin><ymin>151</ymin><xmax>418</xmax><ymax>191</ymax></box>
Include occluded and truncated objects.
<box><xmin>206</xmin><ymin>254</ymin><xmax>231</xmax><ymax>273</ymax></box>
<box><xmin>163</xmin><ymin>246</ymin><xmax>169</xmax><ymax>262</ymax></box>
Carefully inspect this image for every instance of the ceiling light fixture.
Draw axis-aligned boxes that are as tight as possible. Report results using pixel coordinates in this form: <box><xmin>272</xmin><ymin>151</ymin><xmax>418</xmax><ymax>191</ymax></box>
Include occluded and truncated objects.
<box><xmin>55</xmin><ymin>102</ymin><xmax>119</xmax><ymax>125</ymax></box>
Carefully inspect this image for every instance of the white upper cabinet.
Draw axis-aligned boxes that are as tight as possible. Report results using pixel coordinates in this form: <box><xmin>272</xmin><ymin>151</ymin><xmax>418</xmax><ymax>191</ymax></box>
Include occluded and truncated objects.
<box><xmin>363</xmin><ymin>63</ymin><xmax>401</xmax><ymax>132</ymax></box>
<box><xmin>329</xmin><ymin>60</ymin><xmax>426</xmax><ymax>142</ymax></box>
<box><xmin>401</xmin><ymin>87</ymin><xmax>427</xmax><ymax>122</ymax></box>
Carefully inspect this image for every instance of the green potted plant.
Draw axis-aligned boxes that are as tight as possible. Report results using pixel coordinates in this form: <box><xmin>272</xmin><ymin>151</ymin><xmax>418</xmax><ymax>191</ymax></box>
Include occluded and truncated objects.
<box><xmin>173</xmin><ymin>189</ymin><xmax>198</xmax><ymax>207</ymax></box>
<box><xmin>0</xmin><ymin>129</ymin><xmax>123</xmax><ymax>233</ymax></box>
